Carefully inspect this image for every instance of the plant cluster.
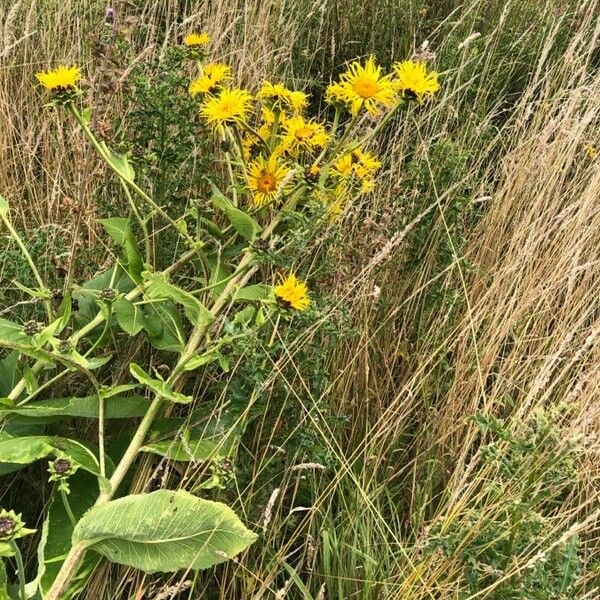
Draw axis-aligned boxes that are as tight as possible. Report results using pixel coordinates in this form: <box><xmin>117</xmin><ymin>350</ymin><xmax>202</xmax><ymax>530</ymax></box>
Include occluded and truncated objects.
<box><xmin>0</xmin><ymin>29</ymin><xmax>439</xmax><ymax>600</ymax></box>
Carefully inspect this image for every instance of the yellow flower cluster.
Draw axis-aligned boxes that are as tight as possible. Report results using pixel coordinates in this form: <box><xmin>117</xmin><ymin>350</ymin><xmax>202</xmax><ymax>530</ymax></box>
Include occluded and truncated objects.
<box><xmin>326</xmin><ymin>56</ymin><xmax>440</xmax><ymax>114</ymax></box>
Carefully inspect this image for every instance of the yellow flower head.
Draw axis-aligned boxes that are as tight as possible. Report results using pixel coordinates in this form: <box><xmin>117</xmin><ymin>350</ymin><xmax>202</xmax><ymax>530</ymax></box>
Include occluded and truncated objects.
<box><xmin>257</xmin><ymin>81</ymin><xmax>308</xmax><ymax>112</ymax></box>
<box><xmin>183</xmin><ymin>32</ymin><xmax>211</xmax><ymax>47</ymax></box>
<box><xmin>35</xmin><ymin>65</ymin><xmax>80</xmax><ymax>92</ymax></box>
<box><xmin>585</xmin><ymin>145</ymin><xmax>597</xmax><ymax>160</ymax></box>
<box><xmin>247</xmin><ymin>154</ymin><xmax>291</xmax><ymax>207</ymax></box>
<box><xmin>330</xmin><ymin>57</ymin><xmax>396</xmax><ymax>115</ymax></box>
<box><xmin>333</xmin><ymin>147</ymin><xmax>381</xmax><ymax>192</ymax></box>
<box><xmin>189</xmin><ymin>63</ymin><xmax>231</xmax><ymax>96</ymax></box>
<box><xmin>281</xmin><ymin>115</ymin><xmax>329</xmax><ymax>155</ymax></box>
<box><xmin>200</xmin><ymin>87</ymin><xmax>253</xmax><ymax>132</ymax></box>
<box><xmin>274</xmin><ymin>273</ymin><xmax>311</xmax><ymax>311</ymax></box>
<box><xmin>393</xmin><ymin>60</ymin><xmax>440</xmax><ymax>102</ymax></box>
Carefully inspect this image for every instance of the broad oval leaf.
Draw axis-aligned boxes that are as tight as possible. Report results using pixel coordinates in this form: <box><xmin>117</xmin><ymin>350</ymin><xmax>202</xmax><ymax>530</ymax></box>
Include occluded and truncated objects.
<box><xmin>73</xmin><ymin>490</ymin><xmax>257</xmax><ymax>573</ymax></box>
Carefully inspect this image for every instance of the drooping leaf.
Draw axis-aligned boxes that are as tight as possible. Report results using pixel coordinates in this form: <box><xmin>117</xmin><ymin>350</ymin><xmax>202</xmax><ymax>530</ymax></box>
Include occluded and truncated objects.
<box><xmin>0</xmin><ymin>395</ymin><xmax>148</xmax><ymax>421</ymax></box>
<box><xmin>0</xmin><ymin>435</ymin><xmax>110</xmax><ymax>479</ymax></box>
<box><xmin>143</xmin><ymin>271</ymin><xmax>213</xmax><ymax>327</ymax></box>
<box><xmin>73</xmin><ymin>490</ymin><xmax>257</xmax><ymax>573</ymax></box>
<box><xmin>210</xmin><ymin>183</ymin><xmax>261</xmax><ymax>241</ymax></box>
<box><xmin>142</xmin><ymin>301</ymin><xmax>185</xmax><ymax>352</ymax></box>
<box><xmin>99</xmin><ymin>218</ymin><xmax>143</xmax><ymax>283</ymax></box>
<box><xmin>129</xmin><ymin>364</ymin><xmax>192</xmax><ymax>404</ymax></box>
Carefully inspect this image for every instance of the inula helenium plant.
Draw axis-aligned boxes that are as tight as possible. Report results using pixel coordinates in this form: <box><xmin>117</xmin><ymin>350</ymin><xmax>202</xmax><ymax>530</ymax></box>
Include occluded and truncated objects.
<box><xmin>0</xmin><ymin>28</ymin><xmax>438</xmax><ymax>600</ymax></box>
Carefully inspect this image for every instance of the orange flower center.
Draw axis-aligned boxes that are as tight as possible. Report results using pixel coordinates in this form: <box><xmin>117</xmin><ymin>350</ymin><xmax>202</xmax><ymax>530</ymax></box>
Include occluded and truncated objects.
<box><xmin>295</xmin><ymin>126</ymin><xmax>314</xmax><ymax>141</ymax></box>
<box><xmin>353</xmin><ymin>79</ymin><xmax>378</xmax><ymax>98</ymax></box>
<box><xmin>256</xmin><ymin>172</ymin><xmax>277</xmax><ymax>193</ymax></box>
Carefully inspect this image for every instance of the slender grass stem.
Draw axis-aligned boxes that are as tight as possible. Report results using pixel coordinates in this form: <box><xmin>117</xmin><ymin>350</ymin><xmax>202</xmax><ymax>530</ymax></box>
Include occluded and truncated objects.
<box><xmin>10</xmin><ymin>540</ymin><xmax>26</xmax><ymax>600</ymax></box>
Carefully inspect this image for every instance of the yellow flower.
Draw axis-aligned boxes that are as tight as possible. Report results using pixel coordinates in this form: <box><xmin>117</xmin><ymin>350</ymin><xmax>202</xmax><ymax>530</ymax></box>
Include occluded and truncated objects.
<box><xmin>353</xmin><ymin>147</ymin><xmax>382</xmax><ymax>175</ymax></box>
<box><xmin>325</xmin><ymin>82</ymin><xmax>349</xmax><ymax>107</ymax></box>
<box><xmin>393</xmin><ymin>60</ymin><xmax>440</xmax><ymax>102</ymax></box>
<box><xmin>330</xmin><ymin>57</ymin><xmax>396</xmax><ymax>115</ymax></box>
<box><xmin>183</xmin><ymin>32</ymin><xmax>211</xmax><ymax>47</ymax></box>
<box><xmin>333</xmin><ymin>153</ymin><xmax>354</xmax><ymax>177</ymax></box>
<box><xmin>281</xmin><ymin>115</ymin><xmax>329</xmax><ymax>155</ymax></box>
<box><xmin>189</xmin><ymin>63</ymin><xmax>230</xmax><ymax>95</ymax></box>
<box><xmin>274</xmin><ymin>274</ymin><xmax>311</xmax><ymax>311</ymax></box>
<box><xmin>585</xmin><ymin>145</ymin><xmax>597</xmax><ymax>159</ymax></box>
<box><xmin>247</xmin><ymin>154</ymin><xmax>291</xmax><ymax>207</ymax></box>
<box><xmin>257</xmin><ymin>81</ymin><xmax>308</xmax><ymax>112</ymax></box>
<box><xmin>332</xmin><ymin>147</ymin><xmax>381</xmax><ymax>193</ymax></box>
<box><xmin>35</xmin><ymin>65</ymin><xmax>80</xmax><ymax>91</ymax></box>
<box><xmin>200</xmin><ymin>88</ymin><xmax>253</xmax><ymax>132</ymax></box>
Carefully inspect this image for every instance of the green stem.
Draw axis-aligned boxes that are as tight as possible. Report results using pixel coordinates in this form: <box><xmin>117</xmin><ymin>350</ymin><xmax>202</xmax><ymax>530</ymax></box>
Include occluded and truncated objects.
<box><xmin>10</xmin><ymin>540</ymin><xmax>26</xmax><ymax>600</ymax></box>
<box><xmin>61</xmin><ymin>489</ymin><xmax>77</xmax><ymax>527</ymax></box>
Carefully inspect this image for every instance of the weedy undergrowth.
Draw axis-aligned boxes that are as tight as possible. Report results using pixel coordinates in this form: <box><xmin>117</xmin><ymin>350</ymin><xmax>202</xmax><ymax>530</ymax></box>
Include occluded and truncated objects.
<box><xmin>0</xmin><ymin>30</ymin><xmax>441</xmax><ymax>600</ymax></box>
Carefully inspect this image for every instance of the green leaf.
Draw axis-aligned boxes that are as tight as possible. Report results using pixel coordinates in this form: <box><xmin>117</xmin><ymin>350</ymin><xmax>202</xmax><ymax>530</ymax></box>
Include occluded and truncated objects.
<box><xmin>0</xmin><ymin>318</ymin><xmax>29</xmax><ymax>345</ymax></box>
<box><xmin>113</xmin><ymin>298</ymin><xmax>146</xmax><ymax>335</ymax></box>
<box><xmin>108</xmin><ymin>152</ymin><xmax>135</xmax><ymax>182</ymax></box>
<box><xmin>99</xmin><ymin>218</ymin><xmax>143</xmax><ymax>283</ymax></box>
<box><xmin>140</xmin><ymin>409</ymin><xmax>242</xmax><ymax>462</ymax></box>
<box><xmin>143</xmin><ymin>271</ymin><xmax>213</xmax><ymax>327</ymax></box>
<box><xmin>0</xmin><ymin>435</ymin><xmax>110</xmax><ymax>479</ymax></box>
<box><xmin>0</xmin><ymin>395</ymin><xmax>148</xmax><ymax>421</ymax></box>
<box><xmin>142</xmin><ymin>301</ymin><xmax>185</xmax><ymax>352</ymax></box>
<box><xmin>129</xmin><ymin>363</ymin><xmax>192</xmax><ymax>404</ymax></box>
<box><xmin>0</xmin><ymin>351</ymin><xmax>20</xmax><ymax>396</ymax></box>
<box><xmin>73</xmin><ymin>490</ymin><xmax>257</xmax><ymax>573</ymax></box>
<box><xmin>210</xmin><ymin>183</ymin><xmax>261</xmax><ymax>241</ymax></box>
<box><xmin>232</xmin><ymin>284</ymin><xmax>270</xmax><ymax>302</ymax></box>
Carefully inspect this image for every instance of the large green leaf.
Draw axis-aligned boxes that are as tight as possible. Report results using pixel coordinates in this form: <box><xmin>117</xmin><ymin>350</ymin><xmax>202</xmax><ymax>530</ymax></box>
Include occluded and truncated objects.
<box><xmin>0</xmin><ymin>351</ymin><xmax>20</xmax><ymax>396</ymax></box>
<box><xmin>210</xmin><ymin>183</ymin><xmax>261</xmax><ymax>241</ymax></box>
<box><xmin>142</xmin><ymin>300</ymin><xmax>185</xmax><ymax>352</ymax></box>
<box><xmin>0</xmin><ymin>395</ymin><xmax>148</xmax><ymax>421</ymax></box>
<box><xmin>143</xmin><ymin>271</ymin><xmax>213</xmax><ymax>327</ymax></box>
<box><xmin>0</xmin><ymin>318</ymin><xmax>29</xmax><ymax>345</ymax></box>
<box><xmin>140</xmin><ymin>409</ymin><xmax>242</xmax><ymax>462</ymax></box>
<box><xmin>73</xmin><ymin>490</ymin><xmax>257</xmax><ymax>573</ymax></box>
<box><xmin>0</xmin><ymin>435</ymin><xmax>109</xmax><ymax>479</ymax></box>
